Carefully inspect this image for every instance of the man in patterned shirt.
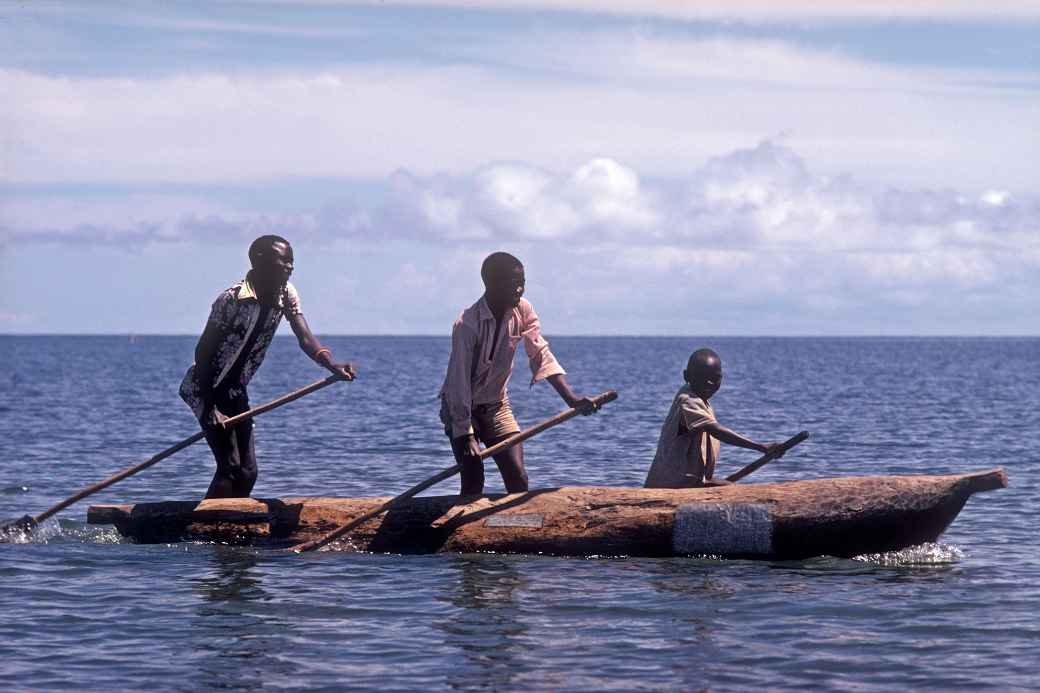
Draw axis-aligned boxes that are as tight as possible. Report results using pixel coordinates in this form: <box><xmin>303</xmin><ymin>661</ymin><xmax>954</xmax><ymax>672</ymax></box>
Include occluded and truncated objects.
<box><xmin>181</xmin><ymin>235</ymin><xmax>356</xmax><ymax>499</ymax></box>
<box><xmin>440</xmin><ymin>251</ymin><xmax>598</xmax><ymax>496</ymax></box>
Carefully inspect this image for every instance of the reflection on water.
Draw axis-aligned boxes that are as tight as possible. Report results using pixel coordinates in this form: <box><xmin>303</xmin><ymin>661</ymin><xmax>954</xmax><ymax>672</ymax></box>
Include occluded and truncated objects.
<box><xmin>189</xmin><ymin>547</ymin><xmax>295</xmax><ymax>691</ymax></box>
<box><xmin>646</xmin><ymin>557</ymin><xmax>739</xmax><ymax>598</ymax></box>
<box><xmin>438</xmin><ymin>555</ymin><xmax>528</xmax><ymax>691</ymax></box>
<box><xmin>193</xmin><ymin>546</ymin><xmax>265</xmax><ymax>606</ymax></box>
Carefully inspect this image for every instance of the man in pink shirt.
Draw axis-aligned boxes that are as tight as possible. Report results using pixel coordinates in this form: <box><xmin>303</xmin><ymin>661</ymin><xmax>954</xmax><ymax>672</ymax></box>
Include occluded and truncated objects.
<box><xmin>440</xmin><ymin>252</ymin><xmax>598</xmax><ymax>495</ymax></box>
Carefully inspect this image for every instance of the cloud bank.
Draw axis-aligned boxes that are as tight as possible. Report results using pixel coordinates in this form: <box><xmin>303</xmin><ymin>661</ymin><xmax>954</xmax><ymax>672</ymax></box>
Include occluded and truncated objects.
<box><xmin>380</xmin><ymin>142</ymin><xmax>1038</xmax><ymax>307</ymax></box>
<box><xmin>324</xmin><ymin>1</ymin><xmax>1040</xmax><ymax>22</ymax></box>
<box><xmin>6</xmin><ymin>141</ymin><xmax>1037</xmax><ymax>328</ymax></box>
<box><xmin>3</xmin><ymin>4</ymin><xmax>1036</xmax><ymax>335</ymax></box>
<box><xmin>3</xmin><ymin>30</ymin><xmax>1037</xmax><ymax>190</ymax></box>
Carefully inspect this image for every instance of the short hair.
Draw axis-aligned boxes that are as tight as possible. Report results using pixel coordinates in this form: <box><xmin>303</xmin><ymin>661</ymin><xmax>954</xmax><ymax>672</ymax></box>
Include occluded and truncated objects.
<box><xmin>248</xmin><ymin>235</ymin><xmax>290</xmax><ymax>265</ymax></box>
<box><xmin>686</xmin><ymin>348</ymin><xmax>721</xmax><ymax>380</ymax></box>
<box><xmin>480</xmin><ymin>252</ymin><xmax>523</xmax><ymax>285</ymax></box>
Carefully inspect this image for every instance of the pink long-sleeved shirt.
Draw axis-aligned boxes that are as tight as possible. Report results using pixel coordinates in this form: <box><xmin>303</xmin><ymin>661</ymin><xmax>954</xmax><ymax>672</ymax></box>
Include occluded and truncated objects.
<box><xmin>440</xmin><ymin>297</ymin><xmax>565</xmax><ymax>438</ymax></box>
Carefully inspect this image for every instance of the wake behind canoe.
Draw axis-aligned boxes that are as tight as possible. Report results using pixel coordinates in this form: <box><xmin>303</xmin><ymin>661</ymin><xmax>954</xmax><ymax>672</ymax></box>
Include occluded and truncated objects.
<box><xmin>87</xmin><ymin>469</ymin><xmax>1006</xmax><ymax>559</ymax></box>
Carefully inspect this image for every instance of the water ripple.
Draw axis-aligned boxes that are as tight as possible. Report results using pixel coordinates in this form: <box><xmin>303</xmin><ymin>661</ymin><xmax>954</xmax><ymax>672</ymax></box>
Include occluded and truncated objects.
<box><xmin>1</xmin><ymin>336</ymin><xmax>1038</xmax><ymax>691</ymax></box>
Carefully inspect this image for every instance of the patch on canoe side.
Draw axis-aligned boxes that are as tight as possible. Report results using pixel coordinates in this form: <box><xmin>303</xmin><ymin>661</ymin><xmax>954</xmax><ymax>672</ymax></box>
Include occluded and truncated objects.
<box><xmin>484</xmin><ymin>513</ymin><xmax>544</xmax><ymax>528</ymax></box>
<box><xmin>672</xmin><ymin>503</ymin><xmax>773</xmax><ymax>556</ymax></box>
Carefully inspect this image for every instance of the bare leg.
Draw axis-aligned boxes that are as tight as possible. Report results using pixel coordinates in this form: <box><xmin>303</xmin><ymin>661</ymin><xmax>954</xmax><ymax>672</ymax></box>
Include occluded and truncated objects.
<box><xmin>485</xmin><ymin>434</ymin><xmax>528</xmax><ymax>493</ymax></box>
<box><xmin>230</xmin><ymin>419</ymin><xmax>257</xmax><ymax>496</ymax></box>
<box><xmin>451</xmin><ymin>436</ymin><xmax>485</xmax><ymax>496</ymax></box>
<box><xmin>203</xmin><ymin>426</ymin><xmax>238</xmax><ymax>499</ymax></box>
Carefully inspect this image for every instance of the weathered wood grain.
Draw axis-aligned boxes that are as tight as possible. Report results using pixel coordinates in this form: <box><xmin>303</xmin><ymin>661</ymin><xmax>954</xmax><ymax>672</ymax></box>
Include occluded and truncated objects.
<box><xmin>87</xmin><ymin>469</ymin><xmax>1006</xmax><ymax>559</ymax></box>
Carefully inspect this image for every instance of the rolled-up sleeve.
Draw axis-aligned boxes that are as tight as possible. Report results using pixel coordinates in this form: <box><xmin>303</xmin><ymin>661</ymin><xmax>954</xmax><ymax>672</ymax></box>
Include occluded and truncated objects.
<box><xmin>520</xmin><ymin>301</ymin><xmax>565</xmax><ymax>386</ymax></box>
<box><xmin>282</xmin><ymin>282</ymin><xmax>303</xmax><ymax>316</ymax></box>
<box><xmin>678</xmin><ymin>396</ymin><xmax>716</xmax><ymax>432</ymax></box>
<box><xmin>443</xmin><ymin>320</ymin><xmax>477</xmax><ymax>438</ymax></box>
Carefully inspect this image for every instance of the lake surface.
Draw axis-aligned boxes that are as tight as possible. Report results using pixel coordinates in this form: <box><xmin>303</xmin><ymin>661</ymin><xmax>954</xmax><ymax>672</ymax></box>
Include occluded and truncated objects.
<box><xmin>1</xmin><ymin>336</ymin><xmax>1037</xmax><ymax>691</ymax></box>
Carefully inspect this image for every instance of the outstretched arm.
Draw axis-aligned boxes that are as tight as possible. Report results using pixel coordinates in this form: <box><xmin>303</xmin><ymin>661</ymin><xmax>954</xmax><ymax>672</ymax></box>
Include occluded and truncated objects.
<box><xmin>547</xmin><ymin>374</ymin><xmax>599</xmax><ymax>415</ymax></box>
<box><xmin>701</xmin><ymin>422</ymin><xmax>784</xmax><ymax>458</ymax></box>
<box><xmin>520</xmin><ymin>301</ymin><xmax>597</xmax><ymax>415</ymax></box>
<box><xmin>287</xmin><ymin>313</ymin><xmax>356</xmax><ymax>381</ymax></box>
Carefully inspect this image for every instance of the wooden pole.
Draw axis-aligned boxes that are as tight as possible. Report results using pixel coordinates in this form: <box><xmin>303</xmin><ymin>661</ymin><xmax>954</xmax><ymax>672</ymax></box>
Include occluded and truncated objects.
<box><xmin>2</xmin><ymin>374</ymin><xmax>346</xmax><ymax>535</ymax></box>
<box><xmin>725</xmin><ymin>431</ymin><xmax>809</xmax><ymax>483</ymax></box>
<box><xmin>291</xmin><ymin>389</ymin><xmax>619</xmax><ymax>553</ymax></box>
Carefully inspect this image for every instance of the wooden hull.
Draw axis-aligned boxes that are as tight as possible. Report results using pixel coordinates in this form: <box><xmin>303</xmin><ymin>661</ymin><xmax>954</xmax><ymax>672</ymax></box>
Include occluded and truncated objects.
<box><xmin>87</xmin><ymin>469</ymin><xmax>1006</xmax><ymax>559</ymax></box>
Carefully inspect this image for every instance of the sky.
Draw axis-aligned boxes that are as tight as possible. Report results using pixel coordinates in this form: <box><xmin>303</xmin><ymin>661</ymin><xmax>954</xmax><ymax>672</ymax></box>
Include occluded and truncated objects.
<box><xmin>1</xmin><ymin>1</ymin><xmax>1038</xmax><ymax>335</ymax></box>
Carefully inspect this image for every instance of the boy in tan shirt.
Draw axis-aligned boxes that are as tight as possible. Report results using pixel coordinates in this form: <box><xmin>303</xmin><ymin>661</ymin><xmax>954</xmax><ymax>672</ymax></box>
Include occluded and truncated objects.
<box><xmin>645</xmin><ymin>348</ymin><xmax>784</xmax><ymax>488</ymax></box>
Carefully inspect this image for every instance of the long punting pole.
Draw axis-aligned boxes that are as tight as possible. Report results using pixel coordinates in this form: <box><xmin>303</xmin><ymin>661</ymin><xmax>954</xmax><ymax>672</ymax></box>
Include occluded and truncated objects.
<box><xmin>292</xmin><ymin>389</ymin><xmax>619</xmax><ymax>553</ymax></box>
<box><xmin>2</xmin><ymin>374</ymin><xmax>346</xmax><ymax>534</ymax></box>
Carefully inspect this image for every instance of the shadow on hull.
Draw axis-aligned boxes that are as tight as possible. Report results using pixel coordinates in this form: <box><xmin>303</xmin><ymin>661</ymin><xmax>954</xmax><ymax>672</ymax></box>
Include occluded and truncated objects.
<box><xmin>87</xmin><ymin>469</ymin><xmax>1007</xmax><ymax>560</ymax></box>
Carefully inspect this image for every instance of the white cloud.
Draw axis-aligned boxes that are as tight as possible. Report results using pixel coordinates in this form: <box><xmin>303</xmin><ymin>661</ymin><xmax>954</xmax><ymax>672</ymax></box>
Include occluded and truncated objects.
<box><xmin>8</xmin><ymin>141</ymin><xmax>1038</xmax><ymax>310</ymax></box>
<box><xmin>475</xmin><ymin>32</ymin><xmax>1039</xmax><ymax>93</ymax></box>
<box><xmin>0</xmin><ymin>192</ymin><xmax>321</xmax><ymax>246</ymax></box>
<box><xmin>22</xmin><ymin>1</ymin><xmax>1040</xmax><ymax>29</ymax></box>
<box><xmin>373</xmin><ymin>141</ymin><xmax>1040</xmax><ymax>314</ymax></box>
<box><xmin>379</xmin><ymin>158</ymin><xmax>658</xmax><ymax>241</ymax></box>
<box><xmin>378</xmin><ymin>158</ymin><xmax>657</xmax><ymax>241</ymax></box>
<box><xmin>981</xmin><ymin>190</ymin><xmax>1011</xmax><ymax>207</ymax></box>
<box><xmin>300</xmin><ymin>1</ymin><xmax>1040</xmax><ymax>22</ymax></box>
<box><xmin>5</xmin><ymin>143</ymin><xmax>1038</xmax><ymax>334</ymax></box>
<box><xmin>0</xmin><ymin>194</ymin><xmax>231</xmax><ymax>234</ymax></box>
<box><xmin>2</xmin><ymin>30</ymin><xmax>1037</xmax><ymax>191</ymax></box>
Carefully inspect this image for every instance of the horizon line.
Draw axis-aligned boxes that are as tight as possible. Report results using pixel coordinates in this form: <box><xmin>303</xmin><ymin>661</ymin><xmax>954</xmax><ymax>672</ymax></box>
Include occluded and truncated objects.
<box><xmin>1</xmin><ymin>333</ymin><xmax>1038</xmax><ymax>339</ymax></box>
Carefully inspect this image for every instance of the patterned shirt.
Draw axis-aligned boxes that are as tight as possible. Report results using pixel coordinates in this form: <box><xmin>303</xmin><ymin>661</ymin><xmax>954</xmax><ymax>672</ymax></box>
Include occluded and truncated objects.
<box><xmin>180</xmin><ymin>274</ymin><xmax>302</xmax><ymax>419</ymax></box>
<box><xmin>644</xmin><ymin>385</ymin><xmax>721</xmax><ymax>488</ymax></box>
<box><xmin>440</xmin><ymin>297</ymin><xmax>565</xmax><ymax>438</ymax></box>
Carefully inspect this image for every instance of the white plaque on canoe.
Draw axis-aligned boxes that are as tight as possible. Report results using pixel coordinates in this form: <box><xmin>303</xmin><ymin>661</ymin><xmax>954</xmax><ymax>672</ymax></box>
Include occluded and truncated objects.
<box><xmin>485</xmin><ymin>513</ymin><xmax>544</xmax><ymax>528</ymax></box>
<box><xmin>672</xmin><ymin>503</ymin><xmax>773</xmax><ymax>556</ymax></box>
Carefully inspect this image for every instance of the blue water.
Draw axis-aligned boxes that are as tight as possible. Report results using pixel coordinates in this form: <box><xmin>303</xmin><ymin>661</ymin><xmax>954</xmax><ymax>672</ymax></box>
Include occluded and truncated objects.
<box><xmin>1</xmin><ymin>336</ymin><xmax>1037</xmax><ymax>691</ymax></box>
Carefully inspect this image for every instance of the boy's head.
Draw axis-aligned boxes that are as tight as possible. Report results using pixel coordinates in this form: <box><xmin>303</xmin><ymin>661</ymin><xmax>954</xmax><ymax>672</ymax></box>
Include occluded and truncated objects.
<box><xmin>248</xmin><ymin>235</ymin><xmax>294</xmax><ymax>286</ymax></box>
<box><xmin>684</xmin><ymin>348</ymin><xmax>722</xmax><ymax>399</ymax></box>
<box><xmin>481</xmin><ymin>251</ymin><xmax>525</xmax><ymax>309</ymax></box>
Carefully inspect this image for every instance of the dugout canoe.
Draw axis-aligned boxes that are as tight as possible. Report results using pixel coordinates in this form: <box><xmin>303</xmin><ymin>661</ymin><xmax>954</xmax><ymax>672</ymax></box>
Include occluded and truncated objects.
<box><xmin>87</xmin><ymin>469</ymin><xmax>1006</xmax><ymax>559</ymax></box>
